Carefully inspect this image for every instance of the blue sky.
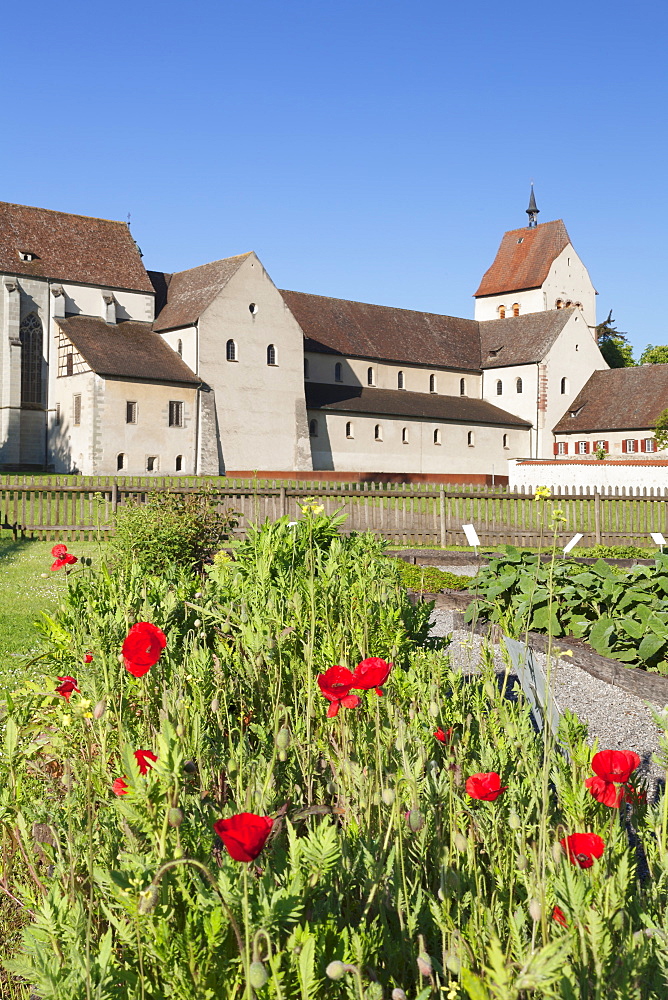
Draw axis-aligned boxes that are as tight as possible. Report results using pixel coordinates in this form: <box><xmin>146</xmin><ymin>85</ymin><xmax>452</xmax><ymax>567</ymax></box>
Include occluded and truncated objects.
<box><xmin>2</xmin><ymin>0</ymin><xmax>666</xmax><ymax>355</ymax></box>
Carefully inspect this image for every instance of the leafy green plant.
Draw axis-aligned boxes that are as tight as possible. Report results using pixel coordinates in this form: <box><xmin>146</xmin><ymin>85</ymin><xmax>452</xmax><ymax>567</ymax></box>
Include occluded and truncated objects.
<box><xmin>392</xmin><ymin>560</ymin><xmax>473</xmax><ymax>593</ymax></box>
<box><xmin>587</xmin><ymin>544</ymin><xmax>652</xmax><ymax>559</ymax></box>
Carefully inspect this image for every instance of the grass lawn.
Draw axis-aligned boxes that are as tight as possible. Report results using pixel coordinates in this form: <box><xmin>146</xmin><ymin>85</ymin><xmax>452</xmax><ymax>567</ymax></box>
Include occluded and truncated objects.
<box><xmin>0</xmin><ymin>536</ymin><xmax>108</xmax><ymax>691</ymax></box>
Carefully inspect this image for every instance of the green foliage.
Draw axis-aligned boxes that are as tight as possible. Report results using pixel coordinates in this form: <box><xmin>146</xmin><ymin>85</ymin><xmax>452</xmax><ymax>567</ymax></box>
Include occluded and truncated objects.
<box><xmin>596</xmin><ymin>310</ymin><xmax>635</xmax><ymax>368</ymax></box>
<box><xmin>392</xmin><ymin>559</ymin><xmax>474</xmax><ymax>593</ymax></box>
<box><xmin>654</xmin><ymin>407</ymin><xmax>668</xmax><ymax>452</ymax></box>
<box><xmin>469</xmin><ymin>545</ymin><xmax>668</xmax><ymax>671</ymax></box>
<box><xmin>111</xmin><ymin>488</ymin><xmax>238</xmax><ymax>574</ymax></box>
<box><xmin>639</xmin><ymin>344</ymin><xmax>668</xmax><ymax>365</ymax></box>
<box><xmin>587</xmin><ymin>544</ymin><xmax>652</xmax><ymax>559</ymax></box>
<box><xmin>3</xmin><ymin>509</ymin><xmax>668</xmax><ymax>998</ymax></box>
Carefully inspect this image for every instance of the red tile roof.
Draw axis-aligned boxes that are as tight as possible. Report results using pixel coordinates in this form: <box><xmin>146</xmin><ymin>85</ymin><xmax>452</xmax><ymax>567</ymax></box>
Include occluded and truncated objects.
<box><xmin>552</xmin><ymin>366</ymin><xmax>668</xmax><ymax>433</ymax></box>
<box><xmin>151</xmin><ymin>254</ymin><xmax>252</xmax><ymax>331</ymax></box>
<box><xmin>282</xmin><ymin>290</ymin><xmax>482</xmax><ymax>371</ymax></box>
<box><xmin>474</xmin><ymin>220</ymin><xmax>571</xmax><ymax>298</ymax></box>
<box><xmin>0</xmin><ymin>201</ymin><xmax>153</xmax><ymax>292</ymax></box>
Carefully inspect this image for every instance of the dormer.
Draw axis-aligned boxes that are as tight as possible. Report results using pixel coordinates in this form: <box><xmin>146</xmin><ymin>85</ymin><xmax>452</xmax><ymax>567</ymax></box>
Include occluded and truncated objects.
<box><xmin>102</xmin><ymin>292</ymin><xmax>117</xmax><ymax>324</ymax></box>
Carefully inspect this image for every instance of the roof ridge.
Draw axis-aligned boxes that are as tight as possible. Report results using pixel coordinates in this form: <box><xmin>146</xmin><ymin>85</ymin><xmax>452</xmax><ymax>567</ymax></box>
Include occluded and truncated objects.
<box><xmin>0</xmin><ymin>200</ymin><xmax>131</xmax><ymax>227</ymax></box>
<box><xmin>281</xmin><ymin>288</ymin><xmax>478</xmax><ymax>325</ymax></box>
<box><xmin>169</xmin><ymin>252</ymin><xmax>253</xmax><ymax>279</ymax></box>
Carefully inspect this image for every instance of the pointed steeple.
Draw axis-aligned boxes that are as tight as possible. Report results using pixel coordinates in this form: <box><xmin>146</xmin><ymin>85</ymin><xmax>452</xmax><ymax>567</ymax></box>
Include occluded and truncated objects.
<box><xmin>526</xmin><ymin>184</ymin><xmax>539</xmax><ymax>228</ymax></box>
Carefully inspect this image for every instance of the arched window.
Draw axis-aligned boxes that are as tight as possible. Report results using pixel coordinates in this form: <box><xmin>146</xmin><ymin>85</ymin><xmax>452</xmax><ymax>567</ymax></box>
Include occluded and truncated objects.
<box><xmin>496</xmin><ymin>379</ymin><xmax>503</xmax><ymax>395</ymax></box>
<box><xmin>19</xmin><ymin>312</ymin><xmax>43</xmax><ymax>406</ymax></box>
<box><xmin>429</xmin><ymin>374</ymin><xmax>437</xmax><ymax>393</ymax></box>
<box><xmin>226</xmin><ymin>339</ymin><xmax>237</xmax><ymax>362</ymax></box>
<box><xmin>503</xmin><ymin>433</ymin><xmax>509</xmax><ymax>449</ymax></box>
<box><xmin>512</xmin><ymin>303</ymin><xmax>520</xmax><ymax>317</ymax></box>
<box><xmin>433</xmin><ymin>428</ymin><xmax>441</xmax><ymax>445</ymax></box>
<box><xmin>555</xmin><ymin>299</ymin><xmax>563</xmax><ymax>309</ymax></box>
<box><xmin>335</xmin><ymin>362</ymin><xmax>342</xmax><ymax>382</ymax></box>
<box><xmin>402</xmin><ymin>427</ymin><xmax>409</xmax><ymax>444</ymax></box>
<box><xmin>460</xmin><ymin>378</ymin><xmax>466</xmax><ymax>396</ymax></box>
<box><xmin>516</xmin><ymin>377</ymin><xmax>523</xmax><ymax>393</ymax></box>
<box><xmin>177</xmin><ymin>339</ymin><xmax>183</xmax><ymax>357</ymax></box>
<box><xmin>468</xmin><ymin>431</ymin><xmax>475</xmax><ymax>447</ymax></box>
<box><xmin>374</xmin><ymin>424</ymin><xmax>383</xmax><ymax>441</ymax></box>
<box><xmin>175</xmin><ymin>455</ymin><xmax>183</xmax><ymax>471</ymax></box>
<box><xmin>116</xmin><ymin>453</ymin><xmax>126</xmax><ymax>471</ymax></box>
<box><xmin>304</xmin><ymin>358</ymin><xmax>310</xmax><ymax>379</ymax></box>
<box><xmin>267</xmin><ymin>344</ymin><xmax>277</xmax><ymax>366</ymax></box>
<box><xmin>397</xmin><ymin>370</ymin><xmax>404</xmax><ymax>389</ymax></box>
<box><xmin>309</xmin><ymin>418</ymin><xmax>318</xmax><ymax>437</ymax></box>
<box><xmin>560</xmin><ymin>377</ymin><xmax>568</xmax><ymax>394</ymax></box>
<box><xmin>498</xmin><ymin>305</ymin><xmax>506</xmax><ymax>319</ymax></box>
<box><xmin>367</xmin><ymin>367</ymin><xmax>375</xmax><ymax>386</ymax></box>
<box><xmin>346</xmin><ymin>421</ymin><xmax>354</xmax><ymax>438</ymax></box>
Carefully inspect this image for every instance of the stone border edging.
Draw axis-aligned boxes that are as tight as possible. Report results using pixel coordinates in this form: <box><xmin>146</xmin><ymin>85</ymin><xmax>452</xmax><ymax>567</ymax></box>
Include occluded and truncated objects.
<box><xmin>415</xmin><ymin>588</ymin><xmax>668</xmax><ymax>706</ymax></box>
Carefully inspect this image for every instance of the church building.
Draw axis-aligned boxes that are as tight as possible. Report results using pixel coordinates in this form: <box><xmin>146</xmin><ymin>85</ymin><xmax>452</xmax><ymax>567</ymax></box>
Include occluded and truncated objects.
<box><xmin>1</xmin><ymin>190</ymin><xmax>647</xmax><ymax>477</ymax></box>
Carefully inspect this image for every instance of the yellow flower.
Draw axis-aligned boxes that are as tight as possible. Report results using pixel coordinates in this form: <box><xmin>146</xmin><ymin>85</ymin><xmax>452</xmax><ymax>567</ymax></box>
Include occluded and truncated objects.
<box><xmin>534</xmin><ymin>486</ymin><xmax>552</xmax><ymax>501</ymax></box>
<box><xmin>62</xmin><ymin>714</ymin><xmax>72</xmax><ymax>728</ymax></box>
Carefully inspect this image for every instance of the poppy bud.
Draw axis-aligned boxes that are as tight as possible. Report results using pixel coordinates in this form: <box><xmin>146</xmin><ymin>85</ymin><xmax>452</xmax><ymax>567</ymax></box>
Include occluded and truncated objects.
<box><xmin>93</xmin><ymin>699</ymin><xmax>107</xmax><ymax>720</ymax></box>
<box><xmin>326</xmin><ymin>961</ymin><xmax>347</xmax><ymax>981</ymax></box>
<box><xmin>417</xmin><ymin>951</ymin><xmax>432</xmax><ymax>977</ymax></box>
<box><xmin>249</xmin><ymin>961</ymin><xmax>269</xmax><ymax>989</ymax></box>
<box><xmin>137</xmin><ymin>885</ymin><xmax>159</xmax><ymax>915</ymax></box>
<box><xmin>326</xmin><ymin>781</ymin><xmax>338</xmax><ymax>796</ymax></box>
<box><xmin>484</xmin><ymin>681</ymin><xmax>497</xmax><ymax>701</ymax></box>
<box><xmin>372</xmin><ymin>793</ymin><xmax>381</xmax><ymax>807</ymax></box>
<box><xmin>552</xmin><ymin>841</ymin><xmax>563</xmax><ymax>864</ymax></box>
<box><xmin>409</xmin><ymin>707</ymin><xmax>416</xmax><ymax>721</ymax></box>
<box><xmin>516</xmin><ymin>855</ymin><xmax>528</xmax><ymax>871</ymax></box>
<box><xmin>406</xmin><ymin>809</ymin><xmax>424</xmax><ymax>832</ymax></box>
<box><xmin>428</xmin><ymin>701</ymin><xmax>439</xmax><ymax>717</ymax></box>
<box><xmin>278</xmin><ymin>749</ymin><xmax>287</xmax><ymax>762</ymax></box>
<box><xmin>453</xmin><ymin>832</ymin><xmax>468</xmax><ymax>852</ymax></box>
<box><xmin>508</xmin><ymin>812</ymin><xmax>521</xmax><ymax>830</ymax></box>
<box><xmin>194</xmin><ymin>619</ymin><xmax>201</xmax><ymax>627</ymax></box>
<box><xmin>446</xmin><ymin>954</ymin><xmax>461</xmax><ymax>975</ymax></box>
<box><xmin>184</xmin><ymin>760</ymin><xmax>198</xmax><ymax>774</ymax></box>
<box><xmin>275</xmin><ymin>727</ymin><xmax>291</xmax><ymax>751</ymax></box>
<box><xmin>382</xmin><ymin>788</ymin><xmax>395</xmax><ymax>806</ymax></box>
<box><xmin>176</xmin><ymin>724</ymin><xmax>185</xmax><ymax>738</ymax></box>
<box><xmin>168</xmin><ymin>807</ymin><xmax>183</xmax><ymax>827</ymax></box>
<box><xmin>529</xmin><ymin>899</ymin><xmax>542</xmax><ymax>923</ymax></box>
<box><xmin>211</xmin><ymin>698</ymin><xmax>220</xmax><ymax>713</ymax></box>
<box><xmin>392</xmin><ymin>990</ymin><xmax>407</xmax><ymax>1000</ymax></box>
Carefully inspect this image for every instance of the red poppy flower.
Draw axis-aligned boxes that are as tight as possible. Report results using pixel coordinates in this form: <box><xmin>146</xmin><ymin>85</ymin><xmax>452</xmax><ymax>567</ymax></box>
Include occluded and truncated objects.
<box><xmin>55</xmin><ymin>676</ymin><xmax>80</xmax><ymax>701</ymax></box>
<box><xmin>112</xmin><ymin>777</ymin><xmax>129</xmax><ymax>796</ymax></box>
<box><xmin>560</xmin><ymin>832</ymin><xmax>605</xmax><ymax>869</ymax></box>
<box><xmin>213</xmin><ymin>812</ymin><xmax>274</xmax><ymax>862</ymax></box>
<box><xmin>122</xmin><ymin>622</ymin><xmax>167</xmax><ymax>677</ymax></box>
<box><xmin>83</xmin><ymin>653</ymin><xmax>94</xmax><ymax>663</ymax></box>
<box><xmin>585</xmin><ymin>775</ymin><xmax>624</xmax><ymax>808</ymax></box>
<box><xmin>434</xmin><ymin>726</ymin><xmax>453</xmax><ymax>745</ymax></box>
<box><xmin>552</xmin><ymin>905</ymin><xmax>567</xmax><ymax>927</ymax></box>
<box><xmin>51</xmin><ymin>552</ymin><xmax>78</xmax><ymax>571</ymax></box>
<box><xmin>317</xmin><ymin>665</ymin><xmax>361</xmax><ymax>718</ymax></box>
<box><xmin>134</xmin><ymin>749</ymin><xmax>157</xmax><ymax>774</ymax></box>
<box><xmin>51</xmin><ymin>544</ymin><xmax>68</xmax><ymax>558</ymax></box>
<box><xmin>465</xmin><ymin>771</ymin><xmax>507</xmax><ymax>801</ymax></box>
<box><xmin>591</xmin><ymin>749</ymin><xmax>640</xmax><ymax>784</ymax></box>
<box><xmin>351</xmin><ymin>657</ymin><xmax>392</xmax><ymax>696</ymax></box>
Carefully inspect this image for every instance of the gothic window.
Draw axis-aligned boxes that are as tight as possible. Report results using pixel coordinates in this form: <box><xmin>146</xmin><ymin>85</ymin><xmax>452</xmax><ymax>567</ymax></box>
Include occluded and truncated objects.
<box><xmin>429</xmin><ymin>374</ymin><xmax>437</xmax><ymax>393</ymax></box>
<box><xmin>516</xmin><ymin>377</ymin><xmax>523</xmax><ymax>393</ymax></box>
<box><xmin>335</xmin><ymin>362</ymin><xmax>343</xmax><ymax>382</ymax></box>
<box><xmin>496</xmin><ymin>380</ymin><xmax>503</xmax><ymax>395</ymax></box>
<box><xmin>460</xmin><ymin>378</ymin><xmax>466</xmax><ymax>396</ymax></box>
<box><xmin>226</xmin><ymin>339</ymin><xmax>237</xmax><ymax>361</ymax></box>
<box><xmin>20</xmin><ymin>312</ymin><xmax>43</xmax><ymax>406</ymax></box>
<box><xmin>397</xmin><ymin>370</ymin><xmax>404</xmax><ymax>389</ymax></box>
<box><xmin>267</xmin><ymin>344</ymin><xmax>277</xmax><ymax>366</ymax></box>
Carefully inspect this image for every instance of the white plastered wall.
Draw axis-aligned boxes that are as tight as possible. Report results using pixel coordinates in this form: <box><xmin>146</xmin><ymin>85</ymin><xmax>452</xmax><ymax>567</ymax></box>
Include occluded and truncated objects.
<box><xmin>60</xmin><ymin>283</ymin><xmax>154</xmax><ymax>323</ymax></box>
<box><xmin>554</xmin><ymin>430</ymin><xmax>666</xmax><ymax>459</ymax></box>
<box><xmin>475</xmin><ymin>288</ymin><xmax>544</xmax><ymax>322</ymax></box>
<box><xmin>157</xmin><ymin>327</ymin><xmax>197</xmax><ymax>375</ymax></box>
<box><xmin>304</xmin><ymin>351</ymin><xmax>482</xmax><ymax>398</ymax></box>
<box><xmin>509</xmin><ymin>459</ymin><xmax>668</xmax><ymax>495</ymax></box>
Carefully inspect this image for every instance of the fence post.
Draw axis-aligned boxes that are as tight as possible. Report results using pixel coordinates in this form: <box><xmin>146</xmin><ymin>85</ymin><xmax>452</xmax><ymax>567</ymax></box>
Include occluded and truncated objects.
<box><xmin>111</xmin><ymin>481</ymin><xmax>118</xmax><ymax>516</ymax></box>
<box><xmin>439</xmin><ymin>487</ymin><xmax>446</xmax><ymax>547</ymax></box>
<box><xmin>279</xmin><ymin>486</ymin><xmax>287</xmax><ymax>518</ymax></box>
<box><xmin>594</xmin><ymin>489</ymin><xmax>601</xmax><ymax>545</ymax></box>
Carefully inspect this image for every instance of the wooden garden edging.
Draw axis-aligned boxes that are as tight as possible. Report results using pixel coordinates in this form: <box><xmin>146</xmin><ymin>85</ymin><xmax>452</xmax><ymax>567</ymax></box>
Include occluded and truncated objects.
<box><xmin>420</xmin><ymin>588</ymin><xmax>668</xmax><ymax>706</ymax></box>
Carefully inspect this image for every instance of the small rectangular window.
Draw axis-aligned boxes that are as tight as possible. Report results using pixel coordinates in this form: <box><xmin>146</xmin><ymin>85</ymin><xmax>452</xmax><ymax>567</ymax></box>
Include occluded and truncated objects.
<box><xmin>625</xmin><ymin>439</ymin><xmax>637</xmax><ymax>453</ymax></box>
<box><xmin>577</xmin><ymin>441</ymin><xmax>587</xmax><ymax>455</ymax></box>
<box><xmin>169</xmin><ymin>401</ymin><xmax>184</xmax><ymax>427</ymax></box>
<box><xmin>147</xmin><ymin>456</ymin><xmax>158</xmax><ymax>472</ymax></box>
<box><xmin>55</xmin><ymin>402</ymin><xmax>61</xmax><ymax>425</ymax></box>
<box><xmin>644</xmin><ymin>438</ymin><xmax>656</xmax><ymax>453</ymax></box>
<box><xmin>126</xmin><ymin>401</ymin><xmax>137</xmax><ymax>424</ymax></box>
<box><xmin>73</xmin><ymin>394</ymin><xmax>81</xmax><ymax>426</ymax></box>
<box><xmin>557</xmin><ymin>441</ymin><xmax>567</xmax><ymax>455</ymax></box>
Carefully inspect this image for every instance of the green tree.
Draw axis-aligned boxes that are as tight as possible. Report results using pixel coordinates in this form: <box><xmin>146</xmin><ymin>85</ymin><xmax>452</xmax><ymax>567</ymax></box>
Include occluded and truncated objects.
<box><xmin>639</xmin><ymin>344</ymin><xmax>668</xmax><ymax>365</ymax></box>
<box><xmin>655</xmin><ymin>408</ymin><xmax>668</xmax><ymax>451</ymax></box>
<box><xmin>596</xmin><ymin>310</ymin><xmax>635</xmax><ymax>368</ymax></box>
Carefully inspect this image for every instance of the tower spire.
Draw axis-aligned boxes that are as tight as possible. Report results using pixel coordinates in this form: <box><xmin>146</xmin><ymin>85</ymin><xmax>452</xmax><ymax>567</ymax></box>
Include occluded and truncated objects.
<box><xmin>526</xmin><ymin>183</ymin><xmax>539</xmax><ymax>228</ymax></box>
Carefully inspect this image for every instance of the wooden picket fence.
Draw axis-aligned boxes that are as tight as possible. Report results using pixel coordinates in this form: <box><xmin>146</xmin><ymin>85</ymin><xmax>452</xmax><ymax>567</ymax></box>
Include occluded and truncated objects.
<box><xmin>1</xmin><ymin>476</ymin><xmax>668</xmax><ymax>548</ymax></box>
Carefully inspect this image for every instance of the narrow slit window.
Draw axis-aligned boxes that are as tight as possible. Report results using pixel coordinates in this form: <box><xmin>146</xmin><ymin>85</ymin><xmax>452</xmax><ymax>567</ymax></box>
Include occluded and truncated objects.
<box><xmin>73</xmin><ymin>394</ymin><xmax>81</xmax><ymax>426</ymax></box>
<box><xmin>374</xmin><ymin>424</ymin><xmax>383</xmax><ymax>441</ymax></box>
<box><xmin>175</xmin><ymin>454</ymin><xmax>183</xmax><ymax>471</ymax></box>
<box><xmin>430</xmin><ymin>374</ymin><xmax>437</xmax><ymax>393</ymax></box>
<box><xmin>345</xmin><ymin>421</ymin><xmax>354</xmax><ymax>439</ymax></box>
<box><xmin>397</xmin><ymin>370</ymin><xmax>404</xmax><ymax>389</ymax></box>
<box><xmin>126</xmin><ymin>401</ymin><xmax>137</xmax><ymax>424</ymax></box>
<box><xmin>433</xmin><ymin>428</ymin><xmax>441</xmax><ymax>445</ymax></box>
<box><xmin>460</xmin><ymin>378</ymin><xmax>466</xmax><ymax>396</ymax></box>
<box><xmin>309</xmin><ymin>419</ymin><xmax>318</xmax><ymax>437</ymax></box>
<box><xmin>66</xmin><ymin>353</ymin><xmax>74</xmax><ymax>377</ymax></box>
<box><xmin>402</xmin><ymin>427</ymin><xmax>409</xmax><ymax>444</ymax></box>
<box><xmin>177</xmin><ymin>339</ymin><xmax>183</xmax><ymax>357</ymax></box>
<box><xmin>503</xmin><ymin>433</ymin><xmax>509</xmax><ymax>448</ymax></box>
<box><xmin>468</xmin><ymin>430</ymin><xmax>475</xmax><ymax>447</ymax></box>
<box><xmin>335</xmin><ymin>362</ymin><xmax>342</xmax><ymax>382</ymax></box>
<box><xmin>561</xmin><ymin>377</ymin><xmax>568</xmax><ymax>394</ymax></box>
<box><xmin>367</xmin><ymin>366</ymin><xmax>375</xmax><ymax>386</ymax></box>
<box><xmin>516</xmin><ymin>377</ymin><xmax>523</xmax><ymax>393</ymax></box>
<box><xmin>116</xmin><ymin>453</ymin><xmax>126</xmax><ymax>471</ymax></box>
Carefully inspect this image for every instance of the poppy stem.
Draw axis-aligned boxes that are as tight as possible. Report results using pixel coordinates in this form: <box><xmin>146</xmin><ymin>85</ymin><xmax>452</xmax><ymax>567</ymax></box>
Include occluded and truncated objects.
<box><xmin>243</xmin><ymin>862</ymin><xmax>252</xmax><ymax>1000</ymax></box>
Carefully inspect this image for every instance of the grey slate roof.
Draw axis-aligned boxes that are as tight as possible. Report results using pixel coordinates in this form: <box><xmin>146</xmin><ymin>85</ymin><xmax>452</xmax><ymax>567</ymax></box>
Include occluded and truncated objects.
<box><xmin>553</xmin><ymin>366</ymin><xmax>668</xmax><ymax>433</ymax></box>
<box><xmin>56</xmin><ymin>316</ymin><xmax>199</xmax><ymax>384</ymax></box>
<box><xmin>305</xmin><ymin>383</ymin><xmax>532</xmax><ymax>427</ymax></box>
<box><xmin>0</xmin><ymin>201</ymin><xmax>153</xmax><ymax>292</ymax></box>
<box><xmin>151</xmin><ymin>254</ymin><xmax>252</xmax><ymax>331</ymax></box>
<box><xmin>479</xmin><ymin>309</ymin><xmax>574</xmax><ymax>368</ymax></box>
<box><xmin>282</xmin><ymin>290</ymin><xmax>482</xmax><ymax>371</ymax></box>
